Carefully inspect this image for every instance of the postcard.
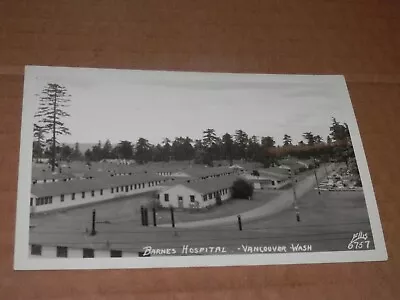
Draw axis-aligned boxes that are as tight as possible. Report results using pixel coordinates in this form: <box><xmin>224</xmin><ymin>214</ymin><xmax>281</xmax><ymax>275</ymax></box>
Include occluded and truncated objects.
<box><xmin>14</xmin><ymin>66</ymin><xmax>387</xmax><ymax>270</ymax></box>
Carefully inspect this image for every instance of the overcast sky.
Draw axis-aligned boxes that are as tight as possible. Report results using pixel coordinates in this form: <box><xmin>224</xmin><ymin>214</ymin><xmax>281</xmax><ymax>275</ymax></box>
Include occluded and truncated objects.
<box><xmin>25</xmin><ymin>67</ymin><xmax>355</xmax><ymax>146</ymax></box>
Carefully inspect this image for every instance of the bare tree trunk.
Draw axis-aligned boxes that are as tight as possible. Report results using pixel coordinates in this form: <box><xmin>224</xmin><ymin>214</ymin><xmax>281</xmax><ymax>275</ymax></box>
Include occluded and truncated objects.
<box><xmin>52</xmin><ymin>92</ymin><xmax>57</xmax><ymax>172</ymax></box>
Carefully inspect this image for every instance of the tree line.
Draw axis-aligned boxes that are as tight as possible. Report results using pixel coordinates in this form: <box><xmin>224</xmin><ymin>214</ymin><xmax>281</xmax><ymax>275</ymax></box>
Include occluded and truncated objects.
<box><xmin>32</xmin><ymin>83</ymin><xmax>355</xmax><ymax>170</ymax></box>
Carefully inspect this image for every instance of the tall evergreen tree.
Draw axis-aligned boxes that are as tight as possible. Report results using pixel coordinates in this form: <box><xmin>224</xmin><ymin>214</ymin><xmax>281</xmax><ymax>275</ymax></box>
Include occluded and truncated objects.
<box><xmin>222</xmin><ymin>133</ymin><xmax>234</xmax><ymax>165</ymax></box>
<box><xmin>283</xmin><ymin>134</ymin><xmax>292</xmax><ymax>146</ymax></box>
<box><xmin>34</xmin><ymin>83</ymin><xmax>71</xmax><ymax>171</ymax></box>
<box><xmin>234</xmin><ymin>129</ymin><xmax>249</xmax><ymax>160</ymax></box>
<box><xmin>116</xmin><ymin>140</ymin><xmax>134</xmax><ymax>160</ymax></box>
<box><xmin>102</xmin><ymin>139</ymin><xmax>113</xmax><ymax>159</ymax></box>
<box><xmin>32</xmin><ymin>123</ymin><xmax>47</xmax><ymax>162</ymax></box>
<box><xmin>302</xmin><ymin>132</ymin><xmax>315</xmax><ymax>146</ymax></box>
<box><xmin>135</xmin><ymin>138</ymin><xmax>152</xmax><ymax>164</ymax></box>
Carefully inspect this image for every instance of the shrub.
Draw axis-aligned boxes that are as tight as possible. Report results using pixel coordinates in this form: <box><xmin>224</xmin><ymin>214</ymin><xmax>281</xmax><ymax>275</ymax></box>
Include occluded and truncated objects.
<box><xmin>232</xmin><ymin>179</ymin><xmax>254</xmax><ymax>199</ymax></box>
<box><xmin>251</xmin><ymin>170</ymin><xmax>260</xmax><ymax>177</ymax></box>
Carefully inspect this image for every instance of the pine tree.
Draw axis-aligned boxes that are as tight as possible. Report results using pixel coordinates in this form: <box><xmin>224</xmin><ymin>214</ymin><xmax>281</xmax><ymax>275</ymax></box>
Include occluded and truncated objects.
<box><xmin>34</xmin><ymin>83</ymin><xmax>71</xmax><ymax>171</ymax></box>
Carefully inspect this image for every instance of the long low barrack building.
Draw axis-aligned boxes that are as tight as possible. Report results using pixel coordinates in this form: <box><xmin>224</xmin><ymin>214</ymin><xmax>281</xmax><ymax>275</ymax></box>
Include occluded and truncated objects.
<box><xmin>30</xmin><ymin>173</ymin><xmax>168</xmax><ymax>214</ymax></box>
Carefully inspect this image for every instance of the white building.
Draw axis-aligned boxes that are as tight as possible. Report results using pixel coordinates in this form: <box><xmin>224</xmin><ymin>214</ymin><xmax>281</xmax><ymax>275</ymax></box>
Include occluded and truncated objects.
<box><xmin>30</xmin><ymin>173</ymin><xmax>167</xmax><ymax>214</ymax></box>
<box><xmin>158</xmin><ymin>176</ymin><xmax>238</xmax><ymax>209</ymax></box>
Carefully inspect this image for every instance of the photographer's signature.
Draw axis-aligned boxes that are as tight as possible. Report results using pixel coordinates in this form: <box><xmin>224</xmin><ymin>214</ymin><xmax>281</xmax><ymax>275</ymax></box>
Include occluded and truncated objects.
<box><xmin>347</xmin><ymin>231</ymin><xmax>371</xmax><ymax>250</ymax></box>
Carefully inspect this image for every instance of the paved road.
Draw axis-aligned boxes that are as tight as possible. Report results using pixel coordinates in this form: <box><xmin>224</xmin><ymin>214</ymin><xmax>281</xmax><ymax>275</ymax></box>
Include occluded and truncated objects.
<box><xmin>159</xmin><ymin>164</ymin><xmax>338</xmax><ymax>228</ymax></box>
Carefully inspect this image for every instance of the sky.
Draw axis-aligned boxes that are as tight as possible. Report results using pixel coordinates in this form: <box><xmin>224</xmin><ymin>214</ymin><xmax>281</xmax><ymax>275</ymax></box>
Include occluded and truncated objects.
<box><xmin>25</xmin><ymin>67</ymin><xmax>356</xmax><ymax>146</ymax></box>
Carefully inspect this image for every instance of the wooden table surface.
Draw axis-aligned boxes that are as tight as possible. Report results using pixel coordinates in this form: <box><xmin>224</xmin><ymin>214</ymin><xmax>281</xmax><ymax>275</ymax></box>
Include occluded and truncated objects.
<box><xmin>1</xmin><ymin>1</ymin><xmax>399</xmax><ymax>299</ymax></box>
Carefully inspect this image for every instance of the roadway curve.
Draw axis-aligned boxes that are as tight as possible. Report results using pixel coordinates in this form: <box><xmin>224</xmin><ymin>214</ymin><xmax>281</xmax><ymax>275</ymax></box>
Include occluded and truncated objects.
<box><xmin>159</xmin><ymin>164</ymin><xmax>338</xmax><ymax>228</ymax></box>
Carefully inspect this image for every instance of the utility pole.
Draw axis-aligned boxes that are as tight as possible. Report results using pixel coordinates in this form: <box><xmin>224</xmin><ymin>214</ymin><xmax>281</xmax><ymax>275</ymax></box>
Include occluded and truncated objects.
<box><xmin>313</xmin><ymin>157</ymin><xmax>321</xmax><ymax>195</ymax></box>
<box><xmin>90</xmin><ymin>209</ymin><xmax>97</xmax><ymax>236</ymax></box>
<box><xmin>289</xmin><ymin>169</ymin><xmax>300</xmax><ymax>222</ymax></box>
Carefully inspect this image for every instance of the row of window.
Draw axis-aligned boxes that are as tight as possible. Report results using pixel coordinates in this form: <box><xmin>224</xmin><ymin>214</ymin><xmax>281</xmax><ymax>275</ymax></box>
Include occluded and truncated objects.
<box><xmin>32</xmin><ymin>178</ymin><xmax>72</xmax><ymax>184</ymax></box>
<box><xmin>202</xmin><ymin>188</ymin><xmax>229</xmax><ymax>201</ymax></box>
<box><xmin>33</xmin><ymin>196</ymin><xmax>53</xmax><ymax>206</ymax></box>
<box><xmin>199</xmin><ymin>172</ymin><xmax>233</xmax><ymax>180</ymax></box>
<box><xmin>30</xmin><ymin>244</ymin><xmax>122</xmax><ymax>258</ymax></box>
<box><xmin>31</xmin><ymin>180</ymin><xmax>168</xmax><ymax>207</ymax></box>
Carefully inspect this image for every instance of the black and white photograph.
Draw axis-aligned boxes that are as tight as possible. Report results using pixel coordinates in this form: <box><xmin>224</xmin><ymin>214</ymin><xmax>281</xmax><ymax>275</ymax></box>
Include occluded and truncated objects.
<box><xmin>14</xmin><ymin>66</ymin><xmax>387</xmax><ymax>270</ymax></box>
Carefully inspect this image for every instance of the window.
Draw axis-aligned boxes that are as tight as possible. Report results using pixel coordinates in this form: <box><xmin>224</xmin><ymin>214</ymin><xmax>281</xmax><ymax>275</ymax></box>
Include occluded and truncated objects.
<box><xmin>203</xmin><ymin>195</ymin><xmax>207</xmax><ymax>201</ymax></box>
<box><xmin>148</xmin><ymin>182</ymin><xmax>151</xmax><ymax>187</ymax></box>
<box><xmin>125</xmin><ymin>186</ymin><xmax>128</xmax><ymax>192</ymax></box>
<box><xmin>83</xmin><ymin>248</ymin><xmax>94</xmax><ymax>258</ymax></box>
<box><xmin>82</xmin><ymin>192</ymin><xmax>85</xmax><ymax>199</ymax></box>
<box><xmin>36</xmin><ymin>198</ymin><xmax>40</xmax><ymax>206</ymax></box>
<box><xmin>49</xmin><ymin>196</ymin><xmax>53</xmax><ymax>204</ymax></box>
<box><xmin>31</xmin><ymin>244</ymin><xmax>42</xmax><ymax>256</ymax></box>
<box><xmin>116</xmin><ymin>187</ymin><xmax>119</xmax><ymax>192</ymax></box>
<box><xmin>44</xmin><ymin>197</ymin><xmax>48</xmax><ymax>205</ymax></box>
<box><xmin>130</xmin><ymin>185</ymin><xmax>133</xmax><ymax>190</ymax></box>
<box><xmin>60</xmin><ymin>194</ymin><xmax>64</xmax><ymax>202</ymax></box>
<box><xmin>100</xmin><ymin>189</ymin><xmax>103</xmax><ymax>196</ymax></box>
<box><xmin>111</xmin><ymin>188</ymin><xmax>114</xmax><ymax>193</ymax></box>
<box><xmin>142</xmin><ymin>183</ymin><xmax>145</xmax><ymax>188</ymax></box>
<box><xmin>134</xmin><ymin>184</ymin><xmax>137</xmax><ymax>189</ymax></box>
<box><xmin>56</xmin><ymin>246</ymin><xmax>68</xmax><ymax>258</ymax></box>
<box><xmin>190</xmin><ymin>195</ymin><xmax>195</xmax><ymax>203</ymax></box>
<box><xmin>91</xmin><ymin>190</ymin><xmax>95</xmax><ymax>197</ymax></box>
<box><xmin>208</xmin><ymin>194</ymin><xmax>212</xmax><ymax>200</ymax></box>
<box><xmin>72</xmin><ymin>193</ymin><xmax>75</xmax><ymax>200</ymax></box>
<box><xmin>164</xmin><ymin>194</ymin><xmax>169</xmax><ymax>202</ymax></box>
<box><xmin>178</xmin><ymin>196</ymin><xmax>183</xmax><ymax>201</ymax></box>
<box><xmin>110</xmin><ymin>250</ymin><xmax>122</xmax><ymax>257</ymax></box>
<box><xmin>43</xmin><ymin>179</ymin><xmax>47</xmax><ymax>183</ymax></box>
<box><xmin>30</xmin><ymin>197</ymin><xmax>33</xmax><ymax>206</ymax></box>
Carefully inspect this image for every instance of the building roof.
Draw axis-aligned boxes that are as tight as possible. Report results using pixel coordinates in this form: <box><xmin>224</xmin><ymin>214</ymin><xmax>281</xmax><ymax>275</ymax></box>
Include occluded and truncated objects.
<box><xmin>31</xmin><ymin>173</ymin><xmax>166</xmax><ymax>197</ymax></box>
<box><xmin>31</xmin><ymin>168</ymin><xmax>75</xmax><ymax>181</ymax></box>
<box><xmin>181</xmin><ymin>166</ymin><xmax>235</xmax><ymax>178</ymax></box>
<box><xmin>260</xmin><ymin>167</ymin><xmax>290</xmax><ymax>176</ymax></box>
<box><xmin>164</xmin><ymin>175</ymin><xmax>239</xmax><ymax>195</ymax></box>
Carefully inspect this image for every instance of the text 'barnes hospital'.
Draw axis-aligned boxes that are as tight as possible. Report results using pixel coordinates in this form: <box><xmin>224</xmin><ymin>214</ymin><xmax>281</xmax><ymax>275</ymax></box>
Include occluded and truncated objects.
<box><xmin>141</xmin><ymin>244</ymin><xmax>313</xmax><ymax>256</ymax></box>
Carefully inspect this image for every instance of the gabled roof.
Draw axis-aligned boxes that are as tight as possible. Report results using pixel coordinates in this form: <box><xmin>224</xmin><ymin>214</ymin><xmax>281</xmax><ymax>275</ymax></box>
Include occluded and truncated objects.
<box><xmin>31</xmin><ymin>173</ymin><xmax>166</xmax><ymax>197</ymax></box>
<box><xmin>31</xmin><ymin>168</ymin><xmax>75</xmax><ymax>181</ymax></box>
<box><xmin>164</xmin><ymin>175</ymin><xmax>239</xmax><ymax>195</ymax></box>
<box><xmin>181</xmin><ymin>166</ymin><xmax>235</xmax><ymax>178</ymax></box>
<box><xmin>260</xmin><ymin>167</ymin><xmax>290</xmax><ymax>176</ymax></box>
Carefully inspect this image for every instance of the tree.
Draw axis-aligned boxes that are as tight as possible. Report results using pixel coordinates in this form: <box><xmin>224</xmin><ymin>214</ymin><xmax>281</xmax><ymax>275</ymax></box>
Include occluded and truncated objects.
<box><xmin>202</xmin><ymin>128</ymin><xmax>218</xmax><ymax>149</ymax></box>
<box><xmin>34</xmin><ymin>83</ymin><xmax>71</xmax><ymax>171</ymax></box>
<box><xmin>231</xmin><ymin>179</ymin><xmax>254</xmax><ymax>199</ymax></box>
<box><xmin>162</xmin><ymin>138</ymin><xmax>172</xmax><ymax>162</ymax></box>
<box><xmin>261</xmin><ymin>136</ymin><xmax>275</xmax><ymax>148</ymax></box>
<box><xmin>222</xmin><ymin>133</ymin><xmax>234</xmax><ymax>165</ymax></box>
<box><xmin>327</xmin><ymin>136</ymin><xmax>332</xmax><ymax>145</ymax></box>
<box><xmin>329</xmin><ymin>117</ymin><xmax>349</xmax><ymax>143</ymax></box>
<box><xmin>116</xmin><ymin>140</ymin><xmax>133</xmax><ymax>160</ymax></box>
<box><xmin>234</xmin><ymin>129</ymin><xmax>249</xmax><ymax>160</ymax></box>
<box><xmin>247</xmin><ymin>135</ymin><xmax>260</xmax><ymax>161</ymax></box>
<box><xmin>313</xmin><ymin>135</ymin><xmax>323</xmax><ymax>144</ymax></box>
<box><xmin>32</xmin><ymin>123</ymin><xmax>47</xmax><ymax>162</ymax></box>
<box><xmin>70</xmin><ymin>142</ymin><xmax>83</xmax><ymax>161</ymax></box>
<box><xmin>283</xmin><ymin>134</ymin><xmax>292</xmax><ymax>146</ymax></box>
<box><xmin>60</xmin><ymin>144</ymin><xmax>73</xmax><ymax>161</ymax></box>
<box><xmin>302</xmin><ymin>132</ymin><xmax>315</xmax><ymax>146</ymax></box>
<box><xmin>135</xmin><ymin>138</ymin><xmax>152</xmax><ymax>164</ymax></box>
<box><xmin>102</xmin><ymin>139</ymin><xmax>114</xmax><ymax>159</ymax></box>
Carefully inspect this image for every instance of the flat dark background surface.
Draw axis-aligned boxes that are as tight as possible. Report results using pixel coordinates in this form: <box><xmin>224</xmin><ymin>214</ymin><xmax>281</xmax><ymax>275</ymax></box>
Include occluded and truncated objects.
<box><xmin>1</xmin><ymin>0</ymin><xmax>399</xmax><ymax>299</ymax></box>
